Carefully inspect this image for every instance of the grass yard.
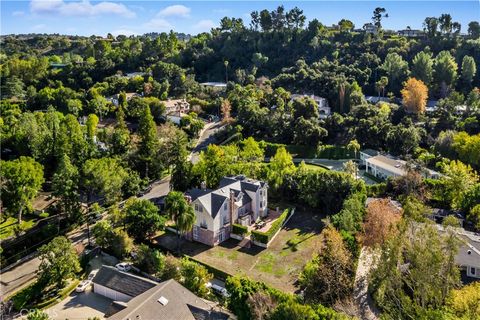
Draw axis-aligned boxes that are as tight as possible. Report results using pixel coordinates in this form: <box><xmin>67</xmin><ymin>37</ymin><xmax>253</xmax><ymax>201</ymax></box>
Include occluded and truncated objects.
<box><xmin>0</xmin><ymin>216</ymin><xmax>36</xmax><ymax>240</ymax></box>
<box><xmin>302</xmin><ymin>163</ymin><xmax>328</xmax><ymax>171</ymax></box>
<box><xmin>153</xmin><ymin>208</ymin><xmax>325</xmax><ymax>292</ymax></box>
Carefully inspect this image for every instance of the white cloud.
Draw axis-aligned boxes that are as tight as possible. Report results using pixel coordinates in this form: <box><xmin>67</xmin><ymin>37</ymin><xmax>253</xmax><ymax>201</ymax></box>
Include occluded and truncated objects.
<box><xmin>157</xmin><ymin>5</ymin><xmax>190</xmax><ymax>18</ymax></box>
<box><xmin>12</xmin><ymin>11</ymin><xmax>25</xmax><ymax>17</ymax></box>
<box><xmin>111</xmin><ymin>29</ymin><xmax>138</xmax><ymax>37</ymax></box>
<box><xmin>143</xmin><ymin>18</ymin><xmax>172</xmax><ymax>30</ymax></box>
<box><xmin>194</xmin><ymin>19</ymin><xmax>216</xmax><ymax>31</ymax></box>
<box><xmin>30</xmin><ymin>0</ymin><xmax>136</xmax><ymax>18</ymax></box>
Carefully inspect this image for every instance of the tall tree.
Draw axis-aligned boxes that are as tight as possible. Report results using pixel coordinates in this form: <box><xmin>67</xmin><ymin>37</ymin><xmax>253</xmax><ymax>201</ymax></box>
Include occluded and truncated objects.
<box><xmin>381</xmin><ymin>53</ymin><xmax>410</xmax><ymax>94</ymax></box>
<box><xmin>124</xmin><ymin>198</ymin><xmax>165</xmax><ymax>241</ymax></box>
<box><xmin>52</xmin><ymin>154</ymin><xmax>81</xmax><ymax>222</ymax></box>
<box><xmin>300</xmin><ymin>226</ymin><xmax>353</xmax><ymax>304</ymax></box>
<box><xmin>401</xmin><ymin>78</ymin><xmax>429</xmax><ymax>114</ymax></box>
<box><xmin>461</xmin><ymin>56</ymin><xmax>477</xmax><ymax>88</ymax></box>
<box><xmin>411</xmin><ymin>51</ymin><xmax>434</xmax><ymax>86</ymax></box>
<box><xmin>165</xmin><ymin>191</ymin><xmax>196</xmax><ymax>253</ymax></box>
<box><xmin>38</xmin><ymin>236</ymin><xmax>81</xmax><ymax>288</ymax></box>
<box><xmin>372</xmin><ymin>7</ymin><xmax>387</xmax><ymax>28</ymax></box>
<box><xmin>0</xmin><ymin>157</ymin><xmax>44</xmax><ymax>222</ymax></box>
<box><xmin>467</xmin><ymin>21</ymin><xmax>480</xmax><ymax>38</ymax></box>
<box><xmin>267</xmin><ymin>147</ymin><xmax>296</xmax><ymax>189</ymax></box>
<box><xmin>362</xmin><ymin>198</ymin><xmax>402</xmax><ymax>247</ymax></box>
<box><xmin>137</xmin><ymin>105</ymin><xmax>160</xmax><ymax>179</ymax></box>
<box><xmin>434</xmin><ymin>51</ymin><xmax>458</xmax><ymax>97</ymax></box>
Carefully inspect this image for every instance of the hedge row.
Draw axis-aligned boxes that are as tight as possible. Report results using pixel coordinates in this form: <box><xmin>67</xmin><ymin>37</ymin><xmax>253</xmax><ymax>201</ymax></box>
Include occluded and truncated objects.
<box><xmin>35</xmin><ymin>279</ymin><xmax>80</xmax><ymax>309</ymax></box>
<box><xmin>231</xmin><ymin>224</ymin><xmax>249</xmax><ymax>236</ymax></box>
<box><xmin>251</xmin><ymin>208</ymin><xmax>293</xmax><ymax>244</ymax></box>
<box><xmin>366</xmin><ymin>183</ymin><xmax>387</xmax><ymax>197</ymax></box>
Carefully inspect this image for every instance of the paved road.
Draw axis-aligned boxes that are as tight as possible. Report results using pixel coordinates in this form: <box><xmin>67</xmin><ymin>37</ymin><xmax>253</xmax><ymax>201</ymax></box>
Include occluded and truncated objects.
<box><xmin>1</xmin><ymin>225</ymin><xmax>90</xmax><ymax>298</ymax></box>
<box><xmin>139</xmin><ymin>176</ymin><xmax>171</xmax><ymax>201</ymax></box>
<box><xmin>189</xmin><ymin>121</ymin><xmax>224</xmax><ymax>164</ymax></box>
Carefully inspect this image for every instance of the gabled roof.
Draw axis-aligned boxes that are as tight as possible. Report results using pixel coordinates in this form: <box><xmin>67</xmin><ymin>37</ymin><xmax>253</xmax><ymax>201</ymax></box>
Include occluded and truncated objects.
<box><xmin>108</xmin><ymin>279</ymin><xmax>231</xmax><ymax>320</ymax></box>
<box><xmin>92</xmin><ymin>266</ymin><xmax>157</xmax><ymax>298</ymax></box>
<box><xmin>187</xmin><ymin>175</ymin><xmax>266</xmax><ymax>219</ymax></box>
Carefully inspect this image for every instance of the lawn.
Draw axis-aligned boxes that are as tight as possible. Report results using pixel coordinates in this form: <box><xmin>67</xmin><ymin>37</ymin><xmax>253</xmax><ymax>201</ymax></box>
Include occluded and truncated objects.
<box><xmin>0</xmin><ymin>216</ymin><xmax>37</xmax><ymax>240</ymax></box>
<box><xmin>302</xmin><ymin>163</ymin><xmax>328</xmax><ymax>171</ymax></box>
<box><xmin>153</xmin><ymin>208</ymin><xmax>325</xmax><ymax>292</ymax></box>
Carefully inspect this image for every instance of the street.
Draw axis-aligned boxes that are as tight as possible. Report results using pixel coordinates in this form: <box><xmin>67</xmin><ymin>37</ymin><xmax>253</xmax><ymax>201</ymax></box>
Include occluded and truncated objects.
<box><xmin>1</xmin><ymin>121</ymin><xmax>223</xmax><ymax>299</ymax></box>
<box><xmin>1</xmin><ymin>225</ymin><xmax>90</xmax><ymax>298</ymax></box>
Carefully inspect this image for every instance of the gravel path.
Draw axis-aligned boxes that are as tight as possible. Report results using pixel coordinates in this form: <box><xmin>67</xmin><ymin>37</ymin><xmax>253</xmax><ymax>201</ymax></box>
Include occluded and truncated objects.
<box><xmin>353</xmin><ymin>247</ymin><xmax>380</xmax><ymax>320</ymax></box>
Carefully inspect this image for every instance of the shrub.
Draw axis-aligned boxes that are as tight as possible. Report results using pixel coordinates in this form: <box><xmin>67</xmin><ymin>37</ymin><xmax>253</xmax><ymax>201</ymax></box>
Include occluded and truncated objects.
<box><xmin>232</xmin><ymin>223</ymin><xmax>249</xmax><ymax>236</ymax></box>
<box><xmin>366</xmin><ymin>183</ymin><xmax>387</xmax><ymax>197</ymax></box>
<box><xmin>251</xmin><ymin>208</ymin><xmax>292</xmax><ymax>244</ymax></box>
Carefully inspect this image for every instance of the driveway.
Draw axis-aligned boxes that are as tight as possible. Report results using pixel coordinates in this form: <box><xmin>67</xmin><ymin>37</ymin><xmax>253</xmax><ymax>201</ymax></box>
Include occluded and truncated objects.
<box><xmin>139</xmin><ymin>176</ymin><xmax>171</xmax><ymax>201</ymax></box>
<box><xmin>189</xmin><ymin>121</ymin><xmax>224</xmax><ymax>164</ymax></box>
<box><xmin>46</xmin><ymin>289</ymin><xmax>112</xmax><ymax>320</ymax></box>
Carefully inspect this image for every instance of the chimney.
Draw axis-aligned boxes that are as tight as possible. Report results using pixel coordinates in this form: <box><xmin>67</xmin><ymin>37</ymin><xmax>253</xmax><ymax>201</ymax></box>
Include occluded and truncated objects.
<box><xmin>201</xmin><ymin>181</ymin><xmax>207</xmax><ymax>190</ymax></box>
<box><xmin>229</xmin><ymin>190</ymin><xmax>235</xmax><ymax>230</ymax></box>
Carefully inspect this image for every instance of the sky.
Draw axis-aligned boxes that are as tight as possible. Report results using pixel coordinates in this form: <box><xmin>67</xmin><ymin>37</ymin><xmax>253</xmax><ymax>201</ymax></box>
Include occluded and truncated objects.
<box><xmin>1</xmin><ymin>1</ymin><xmax>479</xmax><ymax>36</ymax></box>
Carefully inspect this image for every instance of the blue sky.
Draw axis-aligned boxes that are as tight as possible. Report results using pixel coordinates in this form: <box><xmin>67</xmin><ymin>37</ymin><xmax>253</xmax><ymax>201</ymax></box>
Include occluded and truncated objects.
<box><xmin>1</xmin><ymin>1</ymin><xmax>478</xmax><ymax>36</ymax></box>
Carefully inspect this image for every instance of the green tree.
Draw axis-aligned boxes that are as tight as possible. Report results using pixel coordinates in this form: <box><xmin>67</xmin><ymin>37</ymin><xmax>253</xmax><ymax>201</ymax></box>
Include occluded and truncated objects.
<box><xmin>434</xmin><ymin>51</ymin><xmax>458</xmax><ymax>97</ymax></box>
<box><xmin>0</xmin><ymin>157</ymin><xmax>44</xmax><ymax>222</ymax></box>
<box><xmin>381</xmin><ymin>53</ymin><xmax>409</xmax><ymax>94</ymax></box>
<box><xmin>38</xmin><ymin>236</ymin><xmax>81</xmax><ymax>288</ymax></box>
<box><xmin>195</xmin><ymin>144</ymin><xmax>230</xmax><ymax>188</ymax></box>
<box><xmin>165</xmin><ymin>191</ymin><xmax>196</xmax><ymax>253</ymax></box>
<box><xmin>467</xmin><ymin>21</ymin><xmax>480</xmax><ymax>38</ymax></box>
<box><xmin>267</xmin><ymin>147</ymin><xmax>295</xmax><ymax>190</ymax></box>
<box><xmin>411</xmin><ymin>51</ymin><xmax>434</xmax><ymax>86</ymax></box>
<box><xmin>372</xmin><ymin>7</ymin><xmax>387</xmax><ymax>28</ymax></box>
<box><xmin>134</xmin><ymin>244</ymin><xmax>165</xmax><ymax>275</ymax></box>
<box><xmin>300</xmin><ymin>226</ymin><xmax>353</xmax><ymax>304</ymax></box>
<box><xmin>124</xmin><ymin>198</ymin><xmax>165</xmax><ymax>241</ymax></box>
<box><xmin>52</xmin><ymin>154</ymin><xmax>81</xmax><ymax>222</ymax></box>
<box><xmin>375</xmin><ymin>76</ymin><xmax>389</xmax><ymax>97</ymax></box>
<box><xmin>270</xmin><ymin>302</ymin><xmax>319</xmax><ymax>320</ymax></box>
<box><xmin>137</xmin><ymin>105</ymin><xmax>160</xmax><ymax>179</ymax></box>
<box><xmin>180</xmin><ymin>258</ymin><xmax>213</xmax><ymax>298</ymax></box>
<box><xmin>440</xmin><ymin>160</ymin><xmax>478</xmax><ymax>209</ymax></box>
<box><xmin>110</xmin><ymin>106</ymin><xmax>131</xmax><ymax>155</ymax></box>
<box><xmin>82</xmin><ymin>157</ymin><xmax>129</xmax><ymax>204</ymax></box>
<box><xmin>461</xmin><ymin>56</ymin><xmax>477</xmax><ymax>88</ymax></box>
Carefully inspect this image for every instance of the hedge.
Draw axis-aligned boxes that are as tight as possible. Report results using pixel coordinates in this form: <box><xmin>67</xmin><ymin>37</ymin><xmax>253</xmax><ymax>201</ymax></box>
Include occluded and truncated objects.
<box><xmin>34</xmin><ymin>279</ymin><xmax>80</xmax><ymax>309</ymax></box>
<box><xmin>251</xmin><ymin>208</ymin><xmax>293</xmax><ymax>244</ymax></box>
<box><xmin>231</xmin><ymin>224</ymin><xmax>249</xmax><ymax>236</ymax></box>
<box><xmin>366</xmin><ymin>183</ymin><xmax>387</xmax><ymax>197</ymax></box>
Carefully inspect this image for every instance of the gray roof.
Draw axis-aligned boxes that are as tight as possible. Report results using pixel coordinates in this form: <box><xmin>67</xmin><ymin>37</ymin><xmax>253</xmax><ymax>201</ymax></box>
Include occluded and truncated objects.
<box><xmin>456</xmin><ymin>234</ymin><xmax>480</xmax><ymax>267</ymax></box>
<box><xmin>361</xmin><ymin>149</ymin><xmax>379</xmax><ymax>157</ymax></box>
<box><xmin>187</xmin><ymin>175</ymin><xmax>265</xmax><ymax>218</ymax></box>
<box><xmin>108</xmin><ymin>279</ymin><xmax>231</xmax><ymax>320</ymax></box>
<box><xmin>92</xmin><ymin>266</ymin><xmax>158</xmax><ymax>298</ymax></box>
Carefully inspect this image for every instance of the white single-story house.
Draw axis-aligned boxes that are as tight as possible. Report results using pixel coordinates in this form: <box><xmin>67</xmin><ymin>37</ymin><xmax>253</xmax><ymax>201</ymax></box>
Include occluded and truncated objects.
<box><xmin>200</xmin><ymin>82</ymin><xmax>227</xmax><ymax>88</ymax></box>
<box><xmin>361</xmin><ymin>150</ymin><xmax>441</xmax><ymax>180</ymax></box>
<box><xmin>106</xmin><ymin>92</ymin><xmax>141</xmax><ymax>107</ymax></box>
<box><xmin>291</xmin><ymin>93</ymin><xmax>331</xmax><ymax>119</ymax></box>
<box><xmin>91</xmin><ymin>265</ymin><xmax>157</xmax><ymax>302</ymax></box>
<box><xmin>186</xmin><ymin>175</ymin><xmax>268</xmax><ymax>246</ymax></box>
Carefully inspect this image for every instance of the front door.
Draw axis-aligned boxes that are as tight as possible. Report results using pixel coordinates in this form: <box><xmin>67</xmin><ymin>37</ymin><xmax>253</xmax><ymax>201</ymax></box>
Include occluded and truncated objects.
<box><xmin>193</xmin><ymin>226</ymin><xmax>199</xmax><ymax>241</ymax></box>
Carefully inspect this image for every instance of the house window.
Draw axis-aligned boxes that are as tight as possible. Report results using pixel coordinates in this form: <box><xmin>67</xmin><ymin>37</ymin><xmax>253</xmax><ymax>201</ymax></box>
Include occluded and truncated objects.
<box><xmin>224</xmin><ymin>203</ymin><xmax>227</xmax><ymax>210</ymax></box>
<box><xmin>260</xmin><ymin>190</ymin><xmax>263</xmax><ymax>196</ymax></box>
<box><xmin>200</xmin><ymin>219</ymin><xmax>207</xmax><ymax>229</ymax></box>
<box><xmin>194</xmin><ymin>204</ymin><xmax>198</xmax><ymax>211</ymax></box>
<box><xmin>260</xmin><ymin>201</ymin><xmax>263</xmax><ymax>208</ymax></box>
<box><xmin>223</xmin><ymin>215</ymin><xmax>229</xmax><ymax>225</ymax></box>
<box><xmin>471</xmin><ymin>267</ymin><xmax>476</xmax><ymax>275</ymax></box>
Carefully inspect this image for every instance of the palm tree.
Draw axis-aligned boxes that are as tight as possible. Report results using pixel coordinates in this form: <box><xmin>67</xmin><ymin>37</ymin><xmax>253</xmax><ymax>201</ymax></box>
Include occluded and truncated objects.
<box><xmin>224</xmin><ymin>60</ymin><xmax>229</xmax><ymax>83</ymax></box>
<box><xmin>347</xmin><ymin>139</ymin><xmax>361</xmax><ymax>179</ymax></box>
<box><xmin>165</xmin><ymin>191</ymin><xmax>196</xmax><ymax>254</ymax></box>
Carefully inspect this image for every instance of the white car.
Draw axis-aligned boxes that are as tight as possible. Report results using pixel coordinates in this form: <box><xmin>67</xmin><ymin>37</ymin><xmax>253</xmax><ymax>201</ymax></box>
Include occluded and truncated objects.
<box><xmin>75</xmin><ymin>280</ymin><xmax>91</xmax><ymax>293</ymax></box>
<box><xmin>115</xmin><ymin>262</ymin><xmax>132</xmax><ymax>272</ymax></box>
<box><xmin>87</xmin><ymin>269</ymin><xmax>98</xmax><ymax>280</ymax></box>
<box><xmin>207</xmin><ymin>282</ymin><xmax>230</xmax><ymax>297</ymax></box>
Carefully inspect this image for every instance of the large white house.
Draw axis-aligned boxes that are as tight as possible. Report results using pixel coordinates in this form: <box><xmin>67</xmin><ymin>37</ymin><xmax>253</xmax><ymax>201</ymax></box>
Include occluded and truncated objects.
<box><xmin>186</xmin><ymin>175</ymin><xmax>268</xmax><ymax>246</ymax></box>
<box><xmin>360</xmin><ymin>150</ymin><xmax>441</xmax><ymax>180</ymax></box>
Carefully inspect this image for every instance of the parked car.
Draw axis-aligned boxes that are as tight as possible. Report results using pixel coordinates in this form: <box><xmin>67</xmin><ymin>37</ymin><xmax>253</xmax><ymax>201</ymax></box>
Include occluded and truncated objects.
<box><xmin>207</xmin><ymin>282</ymin><xmax>230</xmax><ymax>297</ymax></box>
<box><xmin>75</xmin><ymin>280</ymin><xmax>91</xmax><ymax>293</ymax></box>
<box><xmin>115</xmin><ymin>262</ymin><xmax>132</xmax><ymax>272</ymax></box>
<box><xmin>87</xmin><ymin>269</ymin><xmax>98</xmax><ymax>281</ymax></box>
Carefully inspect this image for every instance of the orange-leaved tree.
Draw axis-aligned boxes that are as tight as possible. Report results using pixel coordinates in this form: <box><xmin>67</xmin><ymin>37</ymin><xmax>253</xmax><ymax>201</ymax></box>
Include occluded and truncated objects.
<box><xmin>401</xmin><ymin>77</ymin><xmax>428</xmax><ymax>114</ymax></box>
